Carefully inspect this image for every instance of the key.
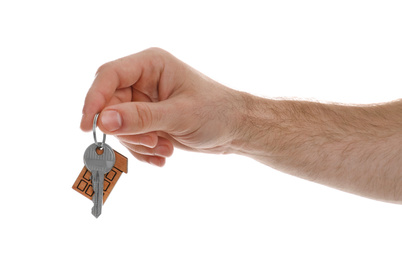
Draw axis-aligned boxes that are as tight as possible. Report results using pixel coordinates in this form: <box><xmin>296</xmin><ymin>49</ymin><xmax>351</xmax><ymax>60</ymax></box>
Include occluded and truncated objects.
<box><xmin>83</xmin><ymin>142</ymin><xmax>115</xmax><ymax>218</ymax></box>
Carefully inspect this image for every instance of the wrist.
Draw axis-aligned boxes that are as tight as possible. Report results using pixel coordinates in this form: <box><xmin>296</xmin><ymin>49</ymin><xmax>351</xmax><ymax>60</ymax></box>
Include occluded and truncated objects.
<box><xmin>229</xmin><ymin>92</ymin><xmax>275</xmax><ymax>158</ymax></box>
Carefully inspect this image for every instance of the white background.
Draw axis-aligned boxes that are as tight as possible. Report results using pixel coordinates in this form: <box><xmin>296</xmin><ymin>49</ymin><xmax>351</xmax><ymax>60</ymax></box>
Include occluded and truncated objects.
<box><xmin>1</xmin><ymin>0</ymin><xmax>402</xmax><ymax>259</ymax></box>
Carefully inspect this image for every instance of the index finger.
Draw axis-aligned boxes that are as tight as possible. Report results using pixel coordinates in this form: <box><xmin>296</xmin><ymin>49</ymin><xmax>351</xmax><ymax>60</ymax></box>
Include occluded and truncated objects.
<box><xmin>80</xmin><ymin>48</ymin><xmax>164</xmax><ymax>131</ymax></box>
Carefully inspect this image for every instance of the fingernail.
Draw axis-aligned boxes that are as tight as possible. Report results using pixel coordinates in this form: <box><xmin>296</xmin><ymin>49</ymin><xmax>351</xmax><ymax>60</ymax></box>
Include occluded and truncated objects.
<box><xmin>155</xmin><ymin>145</ymin><xmax>171</xmax><ymax>157</ymax></box>
<box><xmin>101</xmin><ymin>110</ymin><xmax>122</xmax><ymax>132</ymax></box>
<box><xmin>149</xmin><ymin>157</ymin><xmax>165</xmax><ymax>167</ymax></box>
<box><xmin>139</xmin><ymin>136</ymin><xmax>155</xmax><ymax>148</ymax></box>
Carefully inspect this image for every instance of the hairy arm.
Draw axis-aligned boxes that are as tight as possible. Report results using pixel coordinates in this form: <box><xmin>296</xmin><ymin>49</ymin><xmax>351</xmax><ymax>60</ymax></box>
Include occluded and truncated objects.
<box><xmin>232</xmin><ymin>95</ymin><xmax>402</xmax><ymax>203</ymax></box>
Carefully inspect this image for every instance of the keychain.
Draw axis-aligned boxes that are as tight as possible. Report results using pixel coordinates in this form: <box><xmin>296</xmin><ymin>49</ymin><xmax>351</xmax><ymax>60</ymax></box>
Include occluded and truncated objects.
<box><xmin>72</xmin><ymin>114</ymin><xmax>128</xmax><ymax>218</ymax></box>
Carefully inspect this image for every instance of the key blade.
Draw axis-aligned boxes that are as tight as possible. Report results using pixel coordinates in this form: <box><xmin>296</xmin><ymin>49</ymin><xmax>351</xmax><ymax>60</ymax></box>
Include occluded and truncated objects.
<box><xmin>92</xmin><ymin>206</ymin><xmax>101</xmax><ymax>218</ymax></box>
<box><xmin>91</xmin><ymin>171</ymin><xmax>104</xmax><ymax>218</ymax></box>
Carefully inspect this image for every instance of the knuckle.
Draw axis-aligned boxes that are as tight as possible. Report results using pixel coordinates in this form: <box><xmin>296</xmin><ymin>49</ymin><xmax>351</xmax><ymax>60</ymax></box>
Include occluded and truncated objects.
<box><xmin>146</xmin><ymin>47</ymin><xmax>166</xmax><ymax>55</ymax></box>
<box><xmin>96</xmin><ymin>62</ymin><xmax>113</xmax><ymax>75</ymax></box>
<box><xmin>144</xmin><ymin>47</ymin><xmax>171</xmax><ymax>66</ymax></box>
<box><xmin>133</xmin><ymin>103</ymin><xmax>154</xmax><ymax>132</ymax></box>
<box><xmin>96</xmin><ymin>60</ymin><xmax>121</xmax><ymax>79</ymax></box>
<box><xmin>95</xmin><ymin>61</ymin><xmax>121</xmax><ymax>87</ymax></box>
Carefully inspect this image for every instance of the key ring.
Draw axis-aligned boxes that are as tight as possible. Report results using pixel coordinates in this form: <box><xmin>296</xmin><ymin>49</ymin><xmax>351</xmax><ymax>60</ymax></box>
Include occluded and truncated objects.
<box><xmin>93</xmin><ymin>113</ymin><xmax>106</xmax><ymax>149</ymax></box>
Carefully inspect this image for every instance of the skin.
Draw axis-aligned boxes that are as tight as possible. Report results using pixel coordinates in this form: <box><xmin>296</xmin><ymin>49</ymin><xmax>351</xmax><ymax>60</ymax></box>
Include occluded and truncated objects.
<box><xmin>81</xmin><ymin>47</ymin><xmax>402</xmax><ymax>204</ymax></box>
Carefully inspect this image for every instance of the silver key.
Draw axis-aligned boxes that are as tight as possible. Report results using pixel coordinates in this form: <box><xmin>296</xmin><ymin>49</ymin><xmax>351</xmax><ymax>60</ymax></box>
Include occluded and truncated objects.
<box><xmin>83</xmin><ymin>142</ymin><xmax>115</xmax><ymax>218</ymax></box>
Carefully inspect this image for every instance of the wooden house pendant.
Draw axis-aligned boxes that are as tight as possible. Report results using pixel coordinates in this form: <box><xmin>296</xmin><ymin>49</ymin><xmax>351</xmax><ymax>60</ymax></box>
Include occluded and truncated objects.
<box><xmin>73</xmin><ymin>150</ymin><xmax>128</xmax><ymax>204</ymax></box>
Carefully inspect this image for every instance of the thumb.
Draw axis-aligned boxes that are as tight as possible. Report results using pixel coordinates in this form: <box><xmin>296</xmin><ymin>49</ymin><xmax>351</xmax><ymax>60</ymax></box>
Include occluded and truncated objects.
<box><xmin>98</xmin><ymin>101</ymin><xmax>173</xmax><ymax>135</ymax></box>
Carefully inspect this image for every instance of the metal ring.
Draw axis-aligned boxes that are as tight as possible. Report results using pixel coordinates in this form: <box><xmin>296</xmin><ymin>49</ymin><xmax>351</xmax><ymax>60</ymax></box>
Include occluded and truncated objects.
<box><xmin>93</xmin><ymin>113</ymin><xmax>106</xmax><ymax>148</ymax></box>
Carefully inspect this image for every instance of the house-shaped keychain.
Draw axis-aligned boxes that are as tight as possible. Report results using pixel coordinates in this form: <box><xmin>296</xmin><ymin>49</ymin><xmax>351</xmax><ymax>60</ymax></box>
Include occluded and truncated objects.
<box><xmin>73</xmin><ymin>150</ymin><xmax>128</xmax><ymax>203</ymax></box>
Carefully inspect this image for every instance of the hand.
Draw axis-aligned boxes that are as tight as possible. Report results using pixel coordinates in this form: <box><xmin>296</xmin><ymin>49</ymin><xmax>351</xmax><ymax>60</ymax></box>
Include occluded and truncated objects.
<box><xmin>81</xmin><ymin>48</ymin><xmax>244</xmax><ymax>166</ymax></box>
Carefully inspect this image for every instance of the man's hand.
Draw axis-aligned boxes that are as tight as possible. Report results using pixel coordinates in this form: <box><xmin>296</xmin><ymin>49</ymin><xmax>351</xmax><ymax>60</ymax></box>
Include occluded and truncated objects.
<box><xmin>81</xmin><ymin>48</ymin><xmax>244</xmax><ymax>166</ymax></box>
<box><xmin>81</xmin><ymin>47</ymin><xmax>402</xmax><ymax>204</ymax></box>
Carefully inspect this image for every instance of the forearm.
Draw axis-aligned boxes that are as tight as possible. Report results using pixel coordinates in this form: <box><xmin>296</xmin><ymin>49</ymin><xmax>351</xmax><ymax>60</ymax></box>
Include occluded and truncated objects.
<box><xmin>231</xmin><ymin>93</ymin><xmax>402</xmax><ymax>203</ymax></box>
